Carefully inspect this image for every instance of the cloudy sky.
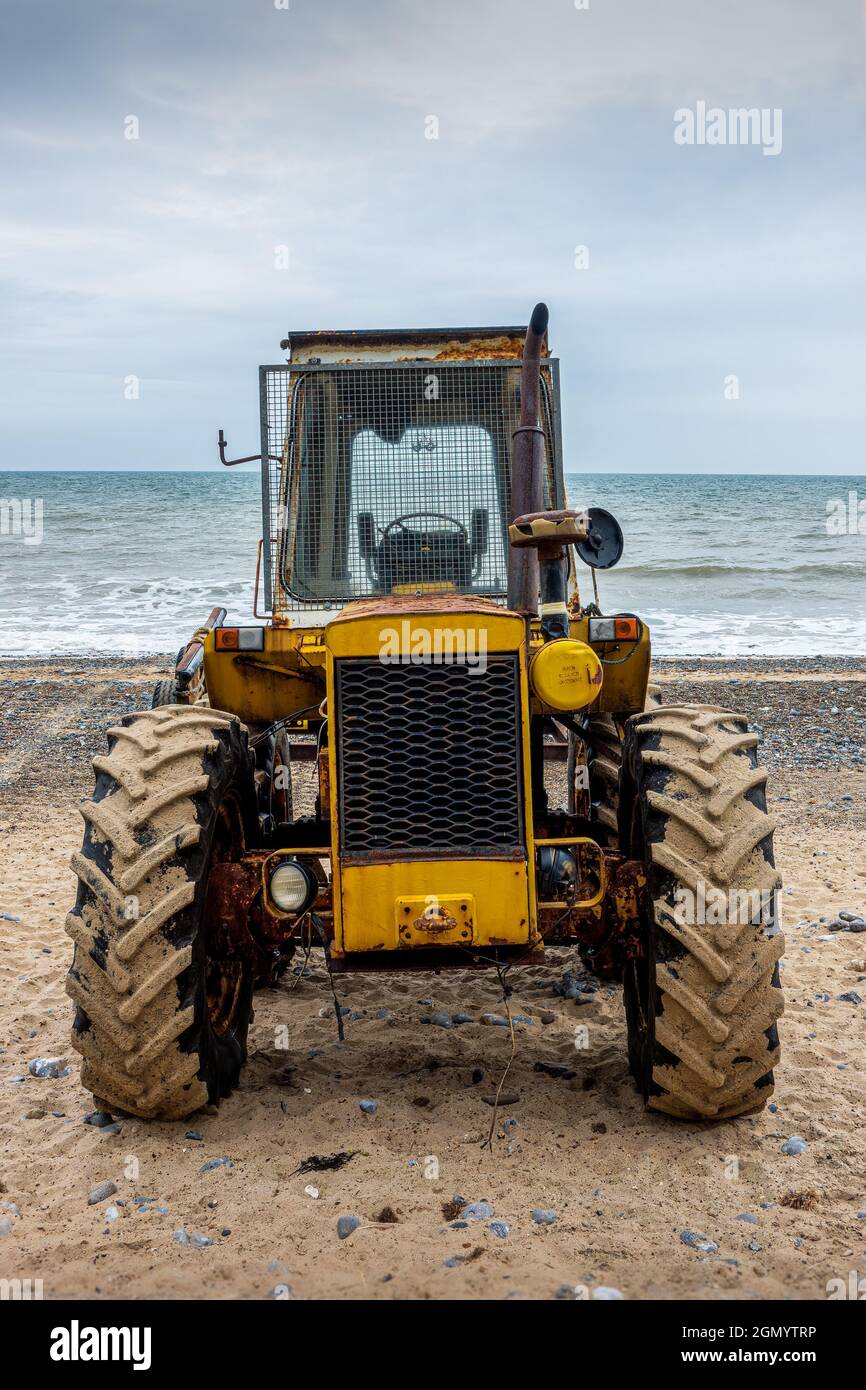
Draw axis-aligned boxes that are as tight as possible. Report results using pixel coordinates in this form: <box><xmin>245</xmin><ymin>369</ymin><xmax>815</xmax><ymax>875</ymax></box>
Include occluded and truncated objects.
<box><xmin>1</xmin><ymin>0</ymin><xmax>864</xmax><ymax>473</ymax></box>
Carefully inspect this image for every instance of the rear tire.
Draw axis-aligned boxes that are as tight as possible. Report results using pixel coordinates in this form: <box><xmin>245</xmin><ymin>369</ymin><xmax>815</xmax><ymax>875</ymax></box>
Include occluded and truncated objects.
<box><xmin>151</xmin><ymin>678</ymin><xmax>177</xmax><ymax>708</ymax></box>
<box><xmin>620</xmin><ymin>704</ymin><xmax>784</xmax><ymax>1119</ymax></box>
<box><xmin>151</xmin><ymin>648</ymin><xmax>187</xmax><ymax>708</ymax></box>
<box><xmin>65</xmin><ymin>706</ymin><xmax>258</xmax><ymax>1119</ymax></box>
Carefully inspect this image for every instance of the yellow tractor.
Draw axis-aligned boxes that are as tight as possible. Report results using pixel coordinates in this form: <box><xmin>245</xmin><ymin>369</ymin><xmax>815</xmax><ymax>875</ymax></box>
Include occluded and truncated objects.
<box><xmin>65</xmin><ymin>305</ymin><xmax>783</xmax><ymax>1122</ymax></box>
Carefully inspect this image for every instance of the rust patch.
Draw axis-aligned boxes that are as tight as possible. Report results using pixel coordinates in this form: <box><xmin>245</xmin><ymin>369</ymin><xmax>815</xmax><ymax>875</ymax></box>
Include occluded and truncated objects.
<box><xmin>536</xmin><ymin>852</ymin><xmax>649</xmax><ymax>981</ymax></box>
<box><xmin>328</xmin><ymin>593</ymin><xmax>512</xmax><ymax>623</ymax></box>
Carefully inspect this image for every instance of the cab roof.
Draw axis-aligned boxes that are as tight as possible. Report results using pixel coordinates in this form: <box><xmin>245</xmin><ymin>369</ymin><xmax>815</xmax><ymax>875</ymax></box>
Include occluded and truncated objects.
<box><xmin>279</xmin><ymin>324</ymin><xmax>550</xmax><ymax>364</ymax></box>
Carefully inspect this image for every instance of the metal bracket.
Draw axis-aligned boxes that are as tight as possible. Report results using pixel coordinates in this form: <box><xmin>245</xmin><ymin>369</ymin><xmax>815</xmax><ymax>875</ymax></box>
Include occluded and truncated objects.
<box><xmin>218</xmin><ymin>429</ymin><xmax>281</xmax><ymax>467</ymax></box>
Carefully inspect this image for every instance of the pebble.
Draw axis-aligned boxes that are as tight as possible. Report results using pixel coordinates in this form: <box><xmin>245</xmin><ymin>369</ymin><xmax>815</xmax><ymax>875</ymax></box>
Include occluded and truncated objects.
<box><xmin>337</xmin><ymin>1214</ymin><xmax>361</xmax><ymax>1240</ymax></box>
<box><xmin>451</xmin><ymin>1012</ymin><xmax>474</xmax><ymax>1025</ymax></box>
<box><xmin>838</xmin><ymin>991</ymin><xmax>863</xmax><ymax>1005</ymax></box>
<box><xmin>87</xmin><ymin>1181</ymin><xmax>117</xmax><ymax>1205</ymax></box>
<box><xmin>303</xmin><ymin>1185</ymin><xmax>319</xmax><ymax>1199</ymax></box>
<box><xmin>173</xmin><ymin>1227</ymin><xmax>212</xmax><ymax>1247</ymax></box>
<box><xmin>28</xmin><ymin>1057</ymin><xmax>69</xmax><ymax>1079</ymax></box>
<box><xmin>480</xmin><ymin>1013</ymin><xmax>509</xmax><ymax>1027</ymax></box>
<box><xmin>782</xmin><ymin>1136</ymin><xmax>807</xmax><ymax>1156</ymax></box>
<box><xmin>185</xmin><ymin>1130</ymin><xmax>204</xmax><ymax>1141</ymax></box>
<box><xmin>105</xmin><ymin>1205</ymin><xmax>120</xmax><ymax>1223</ymax></box>
<box><xmin>680</xmin><ymin>1230</ymin><xmax>719</xmax><ymax>1253</ymax></box>
<box><xmin>540</xmin><ymin>1012</ymin><xmax>556</xmax><ymax>1025</ymax></box>
<box><xmin>735</xmin><ymin>1213</ymin><xmax>758</xmax><ymax>1224</ymax></box>
<box><xmin>534</xmin><ymin>1061</ymin><xmax>576</xmax><ymax>1080</ymax></box>
<box><xmin>0</xmin><ymin>1217</ymin><xmax>13</xmax><ymax>1237</ymax></box>
<box><xmin>199</xmin><ymin>1157</ymin><xmax>233</xmax><ymax>1172</ymax></box>
<box><xmin>83</xmin><ymin>1110</ymin><xmax>114</xmax><ymax>1128</ymax></box>
<box><xmin>554</xmin><ymin>969</ymin><xmax>595</xmax><ymax>1001</ymax></box>
<box><xmin>359</xmin><ymin>1099</ymin><xmax>378</xmax><ymax>1115</ymax></box>
<box><xmin>593</xmin><ymin>1286</ymin><xmax>625</xmax><ymax>1300</ymax></box>
<box><xmin>428</xmin><ymin>1012</ymin><xmax>453</xmax><ymax>1029</ymax></box>
<box><xmin>487</xmin><ymin>1220</ymin><xmax>510</xmax><ymax>1238</ymax></box>
<box><xmin>444</xmin><ymin>1255</ymin><xmax>464</xmax><ymax>1267</ymax></box>
<box><xmin>531</xmin><ymin>1208</ymin><xmax>558</xmax><ymax>1226</ymax></box>
<box><xmin>462</xmin><ymin>1201</ymin><xmax>494</xmax><ymax>1221</ymax></box>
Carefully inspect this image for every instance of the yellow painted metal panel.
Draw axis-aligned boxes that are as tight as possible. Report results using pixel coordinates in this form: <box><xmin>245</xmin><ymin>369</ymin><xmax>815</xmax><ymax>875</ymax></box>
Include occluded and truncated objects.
<box><xmin>325</xmin><ymin>606</ymin><xmax>526</xmax><ymax>660</ymax></box>
<box><xmin>203</xmin><ymin>624</ymin><xmax>325</xmax><ymax>723</ymax></box>
<box><xmin>568</xmin><ymin>615</ymin><xmax>651</xmax><ymax>715</ymax></box>
<box><xmin>339</xmin><ymin>859</ymin><xmax>531</xmax><ymax>953</ymax></box>
<box><xmin>323</xmin><ymin>600</ymin><xmax>538</xmax><ymax>955</ymax></box>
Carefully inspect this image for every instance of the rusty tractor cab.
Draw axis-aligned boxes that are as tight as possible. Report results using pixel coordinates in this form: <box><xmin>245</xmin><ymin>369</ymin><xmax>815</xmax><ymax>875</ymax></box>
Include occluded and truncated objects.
<box><xmin>66</xmin><ymin>305</ymin><xmax>783</xmax><ymax>1125</ymax></box>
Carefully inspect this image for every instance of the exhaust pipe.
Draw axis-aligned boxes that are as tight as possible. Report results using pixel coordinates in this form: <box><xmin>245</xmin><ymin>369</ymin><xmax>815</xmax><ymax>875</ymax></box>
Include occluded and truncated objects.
<box><xmin>507</xmin><ymin>302</ymin><xmax>548</xmax><ymax>613</ymax></box>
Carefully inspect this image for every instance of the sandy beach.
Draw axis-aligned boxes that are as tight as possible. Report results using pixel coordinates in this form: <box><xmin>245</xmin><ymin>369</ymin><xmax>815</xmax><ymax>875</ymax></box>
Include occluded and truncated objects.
<box><xmin>0</xmin><ymin>654</ymin><xmax>864</xmax><ymax>1301</ymax></box>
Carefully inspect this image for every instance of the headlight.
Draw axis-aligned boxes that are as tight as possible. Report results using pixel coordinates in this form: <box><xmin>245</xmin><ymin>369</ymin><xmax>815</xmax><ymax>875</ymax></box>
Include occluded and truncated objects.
<box><xmin>536</xmin><ymin>846</ymin><xmax>578</xmax><ymax>901</ymax></box>
<box><xmin>268</xmin><ymin>860</ymin><xmax>318</xmax><ymax>915</ymax></box>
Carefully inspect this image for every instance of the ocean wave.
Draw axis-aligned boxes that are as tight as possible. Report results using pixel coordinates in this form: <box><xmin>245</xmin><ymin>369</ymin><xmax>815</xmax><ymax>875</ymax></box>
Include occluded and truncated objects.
<box><xmin>613</xmin><ymin>561</ymin><xmax>866</xmax><ymax>578</ymax></box>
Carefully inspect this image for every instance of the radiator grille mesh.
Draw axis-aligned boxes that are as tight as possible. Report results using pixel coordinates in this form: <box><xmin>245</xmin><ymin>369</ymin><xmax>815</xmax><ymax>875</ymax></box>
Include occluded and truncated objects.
<box><xmin>334</xmin><ymin>656</ymin><xmax>525</xmax><ymax>859</ymax></box>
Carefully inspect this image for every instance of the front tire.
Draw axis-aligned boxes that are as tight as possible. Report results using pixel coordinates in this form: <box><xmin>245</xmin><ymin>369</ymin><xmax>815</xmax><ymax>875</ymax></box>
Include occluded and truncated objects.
<box><xmin>584</xmin><ymin>683</ymin><xmax>662</xmax><ymax>843</ymax></box>
<box><xmin>620</xmin><ymin>704</ymin><xmax>784</xmax><ymax>1119</ymax></box>
<box><xmin>65</xmin><ymin>706</ymin><xmax>258</xmax><ymax>1119</ymax></box>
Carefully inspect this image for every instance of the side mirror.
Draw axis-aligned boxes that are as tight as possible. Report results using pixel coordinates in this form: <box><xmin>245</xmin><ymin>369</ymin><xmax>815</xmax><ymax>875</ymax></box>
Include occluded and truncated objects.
<box><xmin>358</xmin><ymin>512</ymin><xmax>377</xmax><ymax>560</ymax></box>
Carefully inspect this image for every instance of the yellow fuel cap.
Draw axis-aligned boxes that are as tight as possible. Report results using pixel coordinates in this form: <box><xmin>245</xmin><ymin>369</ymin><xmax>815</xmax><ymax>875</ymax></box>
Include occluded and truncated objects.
<box><xmin>530</xmin><ymin>638</ymin><xmax>603</xmax><ymax>711</ymax></box>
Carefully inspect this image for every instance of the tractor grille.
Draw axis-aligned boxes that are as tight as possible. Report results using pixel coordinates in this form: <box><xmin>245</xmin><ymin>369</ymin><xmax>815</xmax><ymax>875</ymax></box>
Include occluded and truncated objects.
<box><xmin>334</xmin><ymin>656</ymin><xmax>525</xmax><ymax>859</ymax></box>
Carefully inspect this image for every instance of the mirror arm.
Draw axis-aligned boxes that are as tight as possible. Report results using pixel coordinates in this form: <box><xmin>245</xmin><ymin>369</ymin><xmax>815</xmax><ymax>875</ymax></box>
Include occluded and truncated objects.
<box><xmin>218</xmin><ymin>429</ymin><xmax>282</xmax><ymax>467</ymax></box>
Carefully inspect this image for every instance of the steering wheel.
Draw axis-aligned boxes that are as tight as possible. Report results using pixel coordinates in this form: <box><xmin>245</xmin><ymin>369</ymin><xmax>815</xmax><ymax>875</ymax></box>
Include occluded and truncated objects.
<box><xmin>382</xmin><ymin>510</ymin><xmax>469</xmax><ymax>540</ymax></box>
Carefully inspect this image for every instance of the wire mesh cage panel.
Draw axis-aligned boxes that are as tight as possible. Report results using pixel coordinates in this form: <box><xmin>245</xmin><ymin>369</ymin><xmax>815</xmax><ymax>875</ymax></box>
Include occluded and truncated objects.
<box><xmin>258</xmin><ymin>360</ymin><xmax>562</xmax><ymax>612</ymax></box>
